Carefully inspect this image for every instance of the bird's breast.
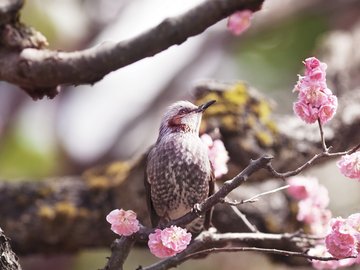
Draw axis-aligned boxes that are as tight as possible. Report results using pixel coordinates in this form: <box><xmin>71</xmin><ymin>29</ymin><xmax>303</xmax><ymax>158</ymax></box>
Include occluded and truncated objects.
<box><xmin>147</xmin><ymin>133</ymin><xmax>211</xmax><ymax>219</ymax></box>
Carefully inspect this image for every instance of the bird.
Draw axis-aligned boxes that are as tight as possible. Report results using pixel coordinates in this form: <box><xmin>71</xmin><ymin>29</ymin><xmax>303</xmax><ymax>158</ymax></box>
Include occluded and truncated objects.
<box><xmin>145</xmin><ymin>100</ymin><xmax>216</xmax><ymax>233</ymax></box>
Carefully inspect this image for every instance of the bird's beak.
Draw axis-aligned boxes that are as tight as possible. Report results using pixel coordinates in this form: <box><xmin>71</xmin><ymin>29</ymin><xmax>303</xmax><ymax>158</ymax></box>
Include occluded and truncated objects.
<box><xmin>196</xmin><ymin>100</ymin><xmax>216</xmax><ymax>113</ymax></box>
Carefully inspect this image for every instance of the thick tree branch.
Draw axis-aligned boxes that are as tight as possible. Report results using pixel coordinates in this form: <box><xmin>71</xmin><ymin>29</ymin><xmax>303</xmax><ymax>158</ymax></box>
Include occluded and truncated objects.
<box><xmin>0</xmin><ymin>0</ymin><xmax>263</xmax><ymax>99</ymax></box>
<box><xmin>103</xmin><ymin>236</ymin><xmax>136</xmax><ymax>270</ymax></box>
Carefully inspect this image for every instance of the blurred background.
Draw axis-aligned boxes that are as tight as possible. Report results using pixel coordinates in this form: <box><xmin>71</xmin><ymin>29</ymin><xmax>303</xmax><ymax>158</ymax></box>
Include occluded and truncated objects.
<box><xmin>0</xmin><ymin>0</ymin><xmax>359</xmax><ymax>269</ymax></box>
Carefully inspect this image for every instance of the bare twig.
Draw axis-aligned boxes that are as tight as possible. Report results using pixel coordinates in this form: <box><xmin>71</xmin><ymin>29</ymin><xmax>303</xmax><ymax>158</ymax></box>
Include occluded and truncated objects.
<box><xmin>230</xmin><ymin>206</ymin><xmax>258</xmax><ymax>232</ymax></box>
<box><xmin>184</xmin><ymin>247</ymin><xmax>344</xmax><ymax>261</ymax></box>
<box><xmin>0</xmin><ymin>0</ymin><xmax>264</xmax><ymax>99</ymax></box>
<box><xmin>223</xmin><ymin>185</ymin><xmax>290</xmax><ymax>205</ymax></box>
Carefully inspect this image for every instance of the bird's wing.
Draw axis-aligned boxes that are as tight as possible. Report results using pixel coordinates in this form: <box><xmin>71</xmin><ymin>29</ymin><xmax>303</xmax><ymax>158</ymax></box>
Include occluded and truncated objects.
<box><xmin>203</xmin><ymin>164</ymin><xmax>215</xmax><ymax>230</ymax></box>
<box><xmin>144</xmin><ymin>146</ymin><xmax>160</xmax><ymax>228</ymax></box>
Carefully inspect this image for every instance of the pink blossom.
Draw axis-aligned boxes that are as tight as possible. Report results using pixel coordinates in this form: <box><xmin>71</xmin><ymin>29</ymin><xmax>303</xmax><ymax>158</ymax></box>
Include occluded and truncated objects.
<box><xmin>347</xmin><ymin>213</ymin><xmax>360</xmax><ymax>233</ymax></box>
<box><xmin>309</xmin><ymin>209</ymin><xmax>332</xmax><ymax>236</ymax></box>
<box><xmin>307</xmin><ymin>67</ymin><xmax>327</xmax><ymax>82</ymax></box>
<box><xmin>297</xmin><ymin>199</ymin><xmax>330</xmax><ymax>225</ymax></box>
<box><xmin>337</xmin><ymin>152</ymin><xmax>360</xmax><ymax>180</ymax></box>
<box><xmin>287</xmin><ymin>176</ymin><xmax>320</xmax><ymax>200</ymax></box>
<box><xmin>312</xmin><ymin>185</ymin><xmax>330</xmax><ymax>209</ymax></box>
<box><xmin>160</xmin><ymin>226</ymin><xmax>192</xmax><ymax>252</ymax></box>
<box><xmin>148</xmin><ymin>229</ymin><xmax>177</xmax><ymax>258</ymax></box>
<box><xmin>227</xmin><ymin>10</ymin><xmax>253</xmax><ymax>36</ymax></box>
<box><xmin>318</xmin><ymin>95</ymin><xmax>338</xmax><ymax>124</ymax></box>
<box><xmin>201</xmin><ymin>134</ymin><xmax>229</xmax><ymax>178</ymax></box>
<box><xmin>106</xmin><ymin>209</ymin><xmax>140</xmax><ymax>236</ymax></box>
<box><xmin>293</xmin><ymin>100</ymin><xmax>318</xmax><ymax>124</ymax></box>
<box><xmin>148</xmin><ymin>226</ymin><xmax>192</xmax><ymax>258</ymax></box>
<box><xmin>346</xmin><ymin>213</ymin><xmax>360</xmax><ymax>250</ymax></box>
<box><xmin>304</xmin><ymin>57</ymin><xmax>324</xmax><ymax>71</ymax></box>
<box><xmin>307</xmin><ymin>245</ymin><xmax>339</xmax><ymax>270</ymax></box>
<box><xmin>288</xmin><ymin>176</ymin><xmax>331</xmax><ymax>235</ymax></box>
<box><xmin>325</xmin><ymin>218</ymin><xmax>358</xmax><ymax>258</ymax></box>
<box><xmin>298</xmin><ymin>86</ymin><xmax>329</xmax><ymax>107</ymax></box>
<box><xmin>293</xmin><ymin>57</ymin><xmax>337</xmax><ymax>125</ymax></box>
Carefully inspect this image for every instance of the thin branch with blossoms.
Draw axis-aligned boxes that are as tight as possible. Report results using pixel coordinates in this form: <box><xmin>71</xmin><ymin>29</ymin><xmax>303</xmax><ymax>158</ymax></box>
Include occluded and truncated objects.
<box><xmin>140</xmin><ymin>231</ymin><xmax>351</xmax><ymax>270</ymax></box>
<box><xmin>184</xmin><ymin>247</ymin><xmax>344</xmax><ymax>262</ymax></box>
<box><xmin>266</xmin><ymin>142</ymin><xmax>360</xmax><ymax>179</ymax></box>
<box><xmin>103</xmin><ymin>150</ymin><xmax>345</xmax><ymax>270</ymax></box>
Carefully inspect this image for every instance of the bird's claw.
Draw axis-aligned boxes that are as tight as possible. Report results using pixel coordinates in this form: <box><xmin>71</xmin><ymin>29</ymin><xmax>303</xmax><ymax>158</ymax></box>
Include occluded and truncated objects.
<box><xmin>192</xmin><ymin>203</ymin><xmax>202</xmax><ymax>217</ymax></box>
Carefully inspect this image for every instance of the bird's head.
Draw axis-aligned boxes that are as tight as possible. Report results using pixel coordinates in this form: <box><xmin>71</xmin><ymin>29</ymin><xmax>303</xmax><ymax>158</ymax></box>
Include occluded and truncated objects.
<box><xmin>158</xmin><ymin>100</ymin><xmax>216</xmax><ymax>137</ymax></box>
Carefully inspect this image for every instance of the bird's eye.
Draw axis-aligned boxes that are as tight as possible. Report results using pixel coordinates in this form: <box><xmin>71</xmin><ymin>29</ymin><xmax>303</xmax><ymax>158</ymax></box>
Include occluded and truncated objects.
<box><xmin>179</xmin><ymin>108</ymin><xmax>187</xmax><ymax>114</ymax></box>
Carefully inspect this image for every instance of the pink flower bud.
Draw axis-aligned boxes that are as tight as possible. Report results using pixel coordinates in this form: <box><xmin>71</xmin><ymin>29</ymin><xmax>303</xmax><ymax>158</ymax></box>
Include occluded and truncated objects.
<box><xmin>106</xmin><ymin>209</ymin><xmax>140</xmax><ymax>236</ymax></box>
<box><xmin>304</xmin><ymin>57</ymin><xmax>322</xmax><ymax>71</ymax></box>
<box><xmin>227</xmin><ymin>10</ymin><xmax>253</xmax><ymax>36</ymax></box>
<box><xmin>337</xmin><ymin>152</ymin><xmax>360</xmax><ymax>180</ymax></box>
<box><xmin>148</xmin><ymin>226</ymin><xmax>192</xmax><ymax>258</ymax></box>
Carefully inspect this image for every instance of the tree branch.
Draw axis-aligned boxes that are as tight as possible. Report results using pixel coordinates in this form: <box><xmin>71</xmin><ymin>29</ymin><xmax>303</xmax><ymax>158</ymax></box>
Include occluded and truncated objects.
<box><xmin>0</xmin><ymin>227</ymin><xmax>22</xmax><ymax>270</ymax></box>
<box><xmin>103</xmin><ymin>236</ymin><xmax>136</xmax><ymax>270</ymax></box>
<box><xmin>0</xmin><ymin>0</ymin><xmax>264</xmax><ymax>99</ymax></box>
<box><xmin>139</xmin><ymin>231</ymin><xmax>341</xmax><ymax>270</ymax></box>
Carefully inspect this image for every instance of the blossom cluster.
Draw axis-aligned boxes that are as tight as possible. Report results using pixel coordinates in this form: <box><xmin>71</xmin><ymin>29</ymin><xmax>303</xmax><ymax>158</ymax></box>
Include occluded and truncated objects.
<box><xmin>337</xmin><ymin>151</ymin><xmax>360</xmax><ymax>181</ymax></box>
<box><xmin>106</xmin><ymin>209</ymin><xmax>191</xmax><ymax>258</ymax></box>
<box><xmin>227</xmin><ymin>10</ymin><xmax>253</xmax><ymax>36</ymax></box>
<box><xmin>293</xmin><ymin>57</ymin><xmax>337</xmax><ymax>124</ymax></box>
<box><xmin>148</xmin><ymin>226</ymin><xmax>192</xmax><ymax>258</ymax></box>
<box><xmin>286</xmin><ymin>176</ymin><xmax>331</xmax><ymax>235</ymax></box>
<box><xmin>286</xmin><ymin>176</ymin><xmax>360</xmax><ymax>269</ymax></box>
<box><xmin>201</xmin><ymin>133</ymin><xmax>229</xmax><ymax>178</ymax></box>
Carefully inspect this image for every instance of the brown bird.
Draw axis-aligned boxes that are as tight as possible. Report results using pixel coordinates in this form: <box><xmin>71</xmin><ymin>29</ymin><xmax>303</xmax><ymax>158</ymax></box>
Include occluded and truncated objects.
<box><xmin>145</xmin><ymin>100</ymin><xmax>216</xmax><ymax>233</ymax></box>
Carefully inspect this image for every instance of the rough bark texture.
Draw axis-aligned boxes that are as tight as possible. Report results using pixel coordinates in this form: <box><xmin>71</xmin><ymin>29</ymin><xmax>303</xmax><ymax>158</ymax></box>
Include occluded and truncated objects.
<box><xmin>0</xmin><ymin>228</ymin><xmax>22</xmax><ymax>270</ymax></box>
